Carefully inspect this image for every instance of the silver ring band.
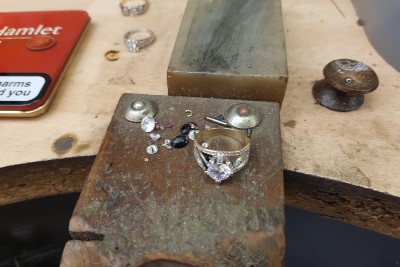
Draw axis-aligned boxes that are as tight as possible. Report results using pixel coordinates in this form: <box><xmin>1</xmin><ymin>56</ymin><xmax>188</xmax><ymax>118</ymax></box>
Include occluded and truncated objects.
<box><xmin>120</xmin><ymin>0</ymin><xmax>148</xmax><ymax>16</ymax></box>
<box><xmin>124</xmin><ymin>29</ymin><xmax>155</xmax><ymax>53</ymax></box>
<box><xmin>193</xmin><ymin>128</ymin><xmax>250</xmax><ymax>183</ymax></box>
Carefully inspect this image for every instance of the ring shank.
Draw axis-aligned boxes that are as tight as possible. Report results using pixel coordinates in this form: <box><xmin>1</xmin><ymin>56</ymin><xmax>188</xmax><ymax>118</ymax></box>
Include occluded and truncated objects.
<box><xmin>193</xmin><ymin>128</ymin><xmax>251</xmax><ymax>182</ymax></box>
<box><xmin>194</xmin><ymin>128</ymin><xmax>250</xmax><ymax>155</ymax></box>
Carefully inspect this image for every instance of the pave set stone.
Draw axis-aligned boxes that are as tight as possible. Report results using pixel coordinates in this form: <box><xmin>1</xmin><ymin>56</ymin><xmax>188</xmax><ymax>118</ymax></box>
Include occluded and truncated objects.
<box><xmin>125</xmin><ymin>6</ymin><xmax>145</xmax><ymax>15</ymax></box>
<box><xmin>121</xmin><ymin>4</ymin><xmax>146</xmax><ymax>16</ymax></box>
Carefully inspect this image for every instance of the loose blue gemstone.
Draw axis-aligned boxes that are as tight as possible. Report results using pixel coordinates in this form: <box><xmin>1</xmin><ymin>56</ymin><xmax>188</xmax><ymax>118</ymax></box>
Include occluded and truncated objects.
<box><xmin>217</xmin><ymin>115</ymin><xmax>225</xmax><ymax>121</ymax></box>
<box><xmin>171</xmin><ymin>135</ymin><xmax>189</xmax><ymax>148</ymax></box>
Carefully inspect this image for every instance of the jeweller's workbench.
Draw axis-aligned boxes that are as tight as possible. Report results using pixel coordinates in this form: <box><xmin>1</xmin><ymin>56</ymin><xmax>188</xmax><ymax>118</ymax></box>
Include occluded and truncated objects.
<box><xmin>62</xmin><ymin>94</ymin><xmax>284</xmax><ymax>266</ymax></box>
<box><xmin>0</xmin><ymin>0</ymin><xmax>399</xmax><ymax>249</ymax></box>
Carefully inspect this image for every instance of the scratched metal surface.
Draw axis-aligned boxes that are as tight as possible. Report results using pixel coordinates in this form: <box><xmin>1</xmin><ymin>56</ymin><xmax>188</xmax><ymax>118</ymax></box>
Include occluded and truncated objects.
<box><xmin>167</xmin><ymin>0</ymin><xmax>288</xmax><ymax>105</ymax></box>
<box><xmin>170</xmin><ymin>0</ymin><xmax>287</xmax><ymax>75</ymax></box>
<box><xmin>68</xmin><ymin>94</ymin><xmax>284</xmax><ymax>266</ymax></box>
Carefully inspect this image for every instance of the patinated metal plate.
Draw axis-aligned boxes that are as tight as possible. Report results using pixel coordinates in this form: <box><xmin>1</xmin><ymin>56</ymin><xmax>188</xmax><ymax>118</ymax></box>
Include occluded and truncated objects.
<box><xmin>63</xmin><ymin>94</ymin><xmax>284</xmax><ymax>267</ymax></box>
<box><xmin>167</xmin><ymin>0</ymin><xmax>288</xmax><ymax>105</ymax></box>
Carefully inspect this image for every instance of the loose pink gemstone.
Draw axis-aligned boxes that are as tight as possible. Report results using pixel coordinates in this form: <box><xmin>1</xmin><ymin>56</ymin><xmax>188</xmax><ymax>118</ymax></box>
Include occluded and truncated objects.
<box><xmin>154</xmin><ymin>119</ymin><xmax>160</xmax><ymax>130</ymax></box>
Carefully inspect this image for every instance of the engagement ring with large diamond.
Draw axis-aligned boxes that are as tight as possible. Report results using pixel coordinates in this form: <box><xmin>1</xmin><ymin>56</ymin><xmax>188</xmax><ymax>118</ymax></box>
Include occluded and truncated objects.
<box><xmin>124</xmin><ymin>29</ymin><xmax>155</xmax><ymax>53</ymax></box>
<box><xmin>193</xmin><ymin>128</ymin><xmax>250</xmax><ymax>183</ymax></box>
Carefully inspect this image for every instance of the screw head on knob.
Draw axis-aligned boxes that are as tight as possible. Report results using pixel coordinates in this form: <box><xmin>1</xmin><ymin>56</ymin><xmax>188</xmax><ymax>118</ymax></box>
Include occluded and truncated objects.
<box><xmin>312</xmin><ymin>59</ymin><xmax>379</xmax><ymax>112</ymax></box>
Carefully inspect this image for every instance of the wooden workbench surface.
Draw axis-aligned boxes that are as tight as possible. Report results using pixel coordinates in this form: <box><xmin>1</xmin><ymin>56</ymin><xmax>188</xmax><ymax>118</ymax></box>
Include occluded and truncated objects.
<box><xmin>1</xmin><ymin>0</ymin><xmax>399</xmax><ymax>237</ymax></box>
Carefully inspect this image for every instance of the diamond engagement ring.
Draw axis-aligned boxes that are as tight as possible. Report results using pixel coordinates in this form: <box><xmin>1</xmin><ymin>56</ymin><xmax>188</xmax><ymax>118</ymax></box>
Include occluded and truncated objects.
<box><xmin>194</xmin><ymin>128</ymin><xmax>250</xmax><ymax>183</ymax></box>
<box><xmin>120</xmin><ymin>0</ymin><xmax>148</xmax><ymax>16</ymax></box>
<box><xmin>124</xmin><ymin>29</ymin><xmax>155</xmax><ymax>53</ymax></box>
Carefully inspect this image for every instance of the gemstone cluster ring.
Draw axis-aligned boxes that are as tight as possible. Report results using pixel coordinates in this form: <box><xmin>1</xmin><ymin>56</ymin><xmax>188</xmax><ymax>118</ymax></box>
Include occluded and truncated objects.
<box><xmin>124</xmin><ymin>29</ymin><xmax>155</xmax><ymax>53</ymax></box>
<box><xmin>193</xmin><ymin>128</ymin><xmax>250</xmax><ymax>183</ymax></box>
<box><xmin>120</xmin><ymin>0</ymin><xmax>148</xmax><ymax>16</ymax></box>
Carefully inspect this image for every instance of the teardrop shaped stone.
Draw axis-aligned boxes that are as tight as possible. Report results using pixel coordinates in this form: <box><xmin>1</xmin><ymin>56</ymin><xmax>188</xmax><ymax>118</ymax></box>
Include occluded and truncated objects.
<box><xmin>180</xmin><ymin>122</ymin><xmax>199</xmax><ymax>135</ymax></box>
<box><xmin>171</xmin><ymin>135</ymin><xmax>189</xmax><ymax>148</ymax></box>
<box><xmin>146</xmin><ymin>144</ymin><xmax>158</xmax><ymax>154</ymax></box>
<box><xmin>149</xmin><ymin>133</ymin><xmax>160</xmax><ymax>141</ymax></box>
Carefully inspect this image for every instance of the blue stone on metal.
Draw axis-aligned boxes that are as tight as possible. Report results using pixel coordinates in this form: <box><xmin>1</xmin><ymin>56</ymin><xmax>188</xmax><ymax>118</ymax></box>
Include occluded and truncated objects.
<box><xmin>217</xmin><ymin>114</ymin><xmax>225</xmax><ymax>121</ymax></box>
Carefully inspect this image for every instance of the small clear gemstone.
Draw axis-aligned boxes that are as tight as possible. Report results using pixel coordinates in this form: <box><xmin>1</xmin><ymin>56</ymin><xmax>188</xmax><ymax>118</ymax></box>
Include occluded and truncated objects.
<box><xmin>141</xmin><ymin>115</ymin><xmax>155</xmax><ymax>132</ymax></box>
<box><xmin>161</xmin><ymin>139</ymin><xmax>172</xmax><ymax>149</ymax></box>
<box><xmin>188</xmin><ymin>130</ymin><xmax>199</xmax><ymax>140</ymax></box>
<box><xmin>146</xmin><ymin>144</ymin><xmax>158</xmax><ymax>154</ymax></box>
<box><xmin>129</xmin><ymin>43</ymin><xmax>139</xmax><ymax>53</ymax></box>
<box><xmin>203</xmin><ymin>123</ymin><xmax>211</xmax><ymax>129</ymax></box>
<box><xmin>150</xmin><ymin>133</ymin><xmax>160</xmax><ymax>141</ymax></box>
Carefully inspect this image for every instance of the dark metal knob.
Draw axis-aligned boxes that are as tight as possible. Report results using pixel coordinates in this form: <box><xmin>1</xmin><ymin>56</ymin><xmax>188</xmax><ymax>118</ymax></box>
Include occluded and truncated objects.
<box><xmin>312</xmin><ymin>59</ymin><xmax>379</xmax><ymax>112</ymax></box>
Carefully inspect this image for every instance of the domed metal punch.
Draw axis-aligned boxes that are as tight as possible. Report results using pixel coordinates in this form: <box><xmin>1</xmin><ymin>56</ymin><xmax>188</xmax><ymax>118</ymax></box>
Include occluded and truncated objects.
<box><xmin>225</xmin><ymin>103</ymin><xmax>262</xmax><ymax>129</ymax></box>
<box><xmin>312</xmin><ymin>59</ymin><xmax>379</xmax><ymax>112</ymax></box>
<box><xmin>204</xmin><ymin>103</ymin><xmax>262</xmax><ymax>136</ymax></box>
<box><xmin>124</xmin><ymin>98</ymin><xmax>157</xmax><ymax>122</ymax></box>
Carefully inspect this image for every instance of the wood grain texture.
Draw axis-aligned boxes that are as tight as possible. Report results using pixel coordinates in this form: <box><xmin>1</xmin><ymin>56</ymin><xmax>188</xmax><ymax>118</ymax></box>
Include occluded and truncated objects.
<box><xmin>168</xmin><ymin>0</ymin><xmax>288</xmax><ymax>104</ymax></box>
<box><xmin>0</xmin><ymin>156</ymin><xmax>94</xmax><ymax>206</ymax></box>
<box><xmin>280</xmin><ymin>0</ymin><xmax>400</xmax><ymax>197</ymax></box>
<box><xmin>66</xmin><ymin>94</ymin><xmax>285</xmax><ymax>266</ymax></box>
<box><xmin>284</xmin><ymin>170</ymin><xmax>400</xmax><ymax>238</ymax></box>
<box><xmin>0</xmin><ymin>0</ymin><xmax>188</xmax><ymax>168</ymax></box>
<box><xmin>0</xmin><ymin>0</ymin><xmax>399</xmax><ymax>238</ymax></box>
<box><xmin>61</xmin><ymin>241</ymin><xmax>113</xmax><ymax>267</ymax></box>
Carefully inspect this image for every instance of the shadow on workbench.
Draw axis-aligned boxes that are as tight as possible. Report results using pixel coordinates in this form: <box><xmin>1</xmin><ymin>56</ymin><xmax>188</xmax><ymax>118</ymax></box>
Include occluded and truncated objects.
<box><xmin>0</xmin><ymin>193</ymin><xmax>399</xmax><ymax>267</ymax></box>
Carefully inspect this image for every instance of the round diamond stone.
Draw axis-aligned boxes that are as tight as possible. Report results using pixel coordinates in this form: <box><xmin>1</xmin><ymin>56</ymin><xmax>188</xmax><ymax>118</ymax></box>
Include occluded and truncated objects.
<box><xmin>146</xmin><ymin>144</ymin><xmax>158</xmax><ymax>154</ymax></box>
<box><xmin>129</xmin><ymin>43</ymin><xmax>139</xmax><ymax>53</ymax></box>
<box><xmin>141</xmin><ymin>115</ymin><xmax>155</xmax><ymax>132</ymax></box>
<box><xmin>205</xmin><ymin>156</ymin><xmax>234</xmax><ymax>183</ymax></box>
<box><xmin>206</xmin><ymin>163</ymin><xmax>233</xmax><ymax>183</ymax></box>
